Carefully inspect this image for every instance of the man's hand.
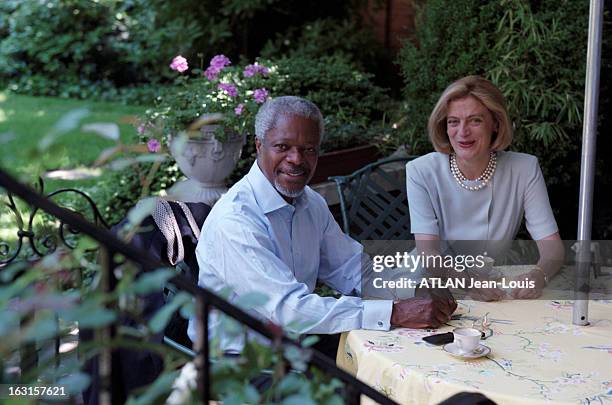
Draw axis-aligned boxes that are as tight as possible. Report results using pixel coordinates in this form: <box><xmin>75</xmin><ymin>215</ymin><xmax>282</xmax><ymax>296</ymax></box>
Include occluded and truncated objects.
<box><xmin>466</xmin><ymin>286</ymin><xmax>507</xmax><ymax>301</ymax></box>
<box><xmin>390</xmin><ymin>296</ymin><xmax>457</xmax><ymax>329</ymax></box>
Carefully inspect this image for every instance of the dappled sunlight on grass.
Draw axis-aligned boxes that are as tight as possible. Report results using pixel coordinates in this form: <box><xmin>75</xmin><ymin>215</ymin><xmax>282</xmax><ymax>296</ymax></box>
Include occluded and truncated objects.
<box><xmin>0</xmin><ymin>92</ymin><xmax>147</xmax><ymax>193</ymax></box>
<box><xmin>0</xmin><ymin>197</ymin><xmax>47</xmax><ymax>249</ymax></box>
<box><xmin>0</xmin><ymin>92</ymin><xmax>12</xmax><ymax>123</ymax></box>
<box><xmin>0</xmin><ymin>210</ymin><xmax>18</xmax><ymax>242</ymax></box>
<box><xmin>0</xmin><ymin>106</ymin><xmax>15</xmax><ymax>123</ymax></box>
<box><xmin>44</xmin><ymin>167</ymin><xmax>103</xmax><ymax>180</ymax></box>
<box><xmin>0</xmin><ymin>188</ymin><xmax>101</xmax><ymax>253</ymax></box>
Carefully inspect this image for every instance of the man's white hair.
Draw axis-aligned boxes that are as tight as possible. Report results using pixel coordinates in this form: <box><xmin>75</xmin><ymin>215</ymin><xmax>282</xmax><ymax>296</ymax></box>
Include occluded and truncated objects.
<box><xmin>254</xmin><ymin>96</ymin><xmax>324</xmax><ymax>142</ymax></box>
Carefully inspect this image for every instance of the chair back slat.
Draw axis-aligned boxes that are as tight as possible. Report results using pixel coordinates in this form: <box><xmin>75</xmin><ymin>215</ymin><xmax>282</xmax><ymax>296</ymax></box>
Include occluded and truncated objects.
<box><xmin>330</xmin><ymin>156</ymin><xmax>417</xmax><ymax>241</ymax></box>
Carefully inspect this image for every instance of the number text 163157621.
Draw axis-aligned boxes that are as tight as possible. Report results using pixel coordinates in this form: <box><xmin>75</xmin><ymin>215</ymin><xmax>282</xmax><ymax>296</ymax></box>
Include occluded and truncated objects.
<box><xmin>0</xmin><ymin>385</ymin><xmax>69</xmax><ymax>399</ymax></box>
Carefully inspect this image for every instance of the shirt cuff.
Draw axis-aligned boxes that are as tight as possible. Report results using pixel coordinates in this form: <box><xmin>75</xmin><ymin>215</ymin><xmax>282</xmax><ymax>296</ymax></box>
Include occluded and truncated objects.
<box><xmin>362</xmin><ymin>299</ymin><xmax>393</xmax><ymax>330</ymax></box>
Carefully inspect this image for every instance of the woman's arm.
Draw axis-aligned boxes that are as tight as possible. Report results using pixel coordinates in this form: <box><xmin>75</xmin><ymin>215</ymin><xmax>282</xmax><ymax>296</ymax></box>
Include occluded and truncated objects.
<box><xmin>415</xmin><ymin>234</ymin><xmax>451</xmax><ymax>279</ymax></box>
<box><xmin>511</xmin><ymin>155</ymin><xmax>564</xmax><ymax>299</ymax></box>
<box><xmin>415</xmin><ymin>234</ymin><xmax>505</xmax><ymax>301</ymax></box>
<box><xmin>536</xmin><ymin>232</ymin><xmax>565</xmax><ymax>278</ymax></box>
<box><xmin>415</xmin><ymin>233</ymin><xmax>440</xmax><ymax>252</ymax></box>
<box><xmin>512</xmin><ymin>232</ymin><xmax>565</xmax><ymax>299</ymax></box>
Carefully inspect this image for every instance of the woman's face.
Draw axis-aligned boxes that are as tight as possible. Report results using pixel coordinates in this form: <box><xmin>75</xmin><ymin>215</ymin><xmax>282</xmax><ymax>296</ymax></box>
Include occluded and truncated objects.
<box><xmin>446</xmin><ymin>96</ymin><xmax>497</xmax><ymax>163</ymax></box>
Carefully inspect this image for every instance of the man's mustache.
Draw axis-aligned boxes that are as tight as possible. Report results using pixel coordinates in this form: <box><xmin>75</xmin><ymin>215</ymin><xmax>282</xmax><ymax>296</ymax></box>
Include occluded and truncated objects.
<box><xmin>281</xmin><ymin>165</ymin><xmax>310</xmax><ymax>175</ymax></box>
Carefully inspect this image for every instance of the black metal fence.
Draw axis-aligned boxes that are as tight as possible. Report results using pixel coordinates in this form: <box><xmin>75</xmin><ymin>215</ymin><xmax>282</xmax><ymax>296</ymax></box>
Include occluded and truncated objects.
<box><xmin>0</xmin><ymin>168</ymin><xmax>398</xmax><ymax>404</ymax></box>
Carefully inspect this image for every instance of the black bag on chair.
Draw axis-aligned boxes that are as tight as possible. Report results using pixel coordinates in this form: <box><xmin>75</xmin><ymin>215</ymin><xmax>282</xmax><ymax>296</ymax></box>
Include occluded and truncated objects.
<box><xmin>83</xmin><ymin>200</ymin><xmax>210</xmax><ymax>405</ymax></box>
<box><xmin>116</xmin><ymin>200</ymin><xmax>210</xmax><ymax>347</ymax></box>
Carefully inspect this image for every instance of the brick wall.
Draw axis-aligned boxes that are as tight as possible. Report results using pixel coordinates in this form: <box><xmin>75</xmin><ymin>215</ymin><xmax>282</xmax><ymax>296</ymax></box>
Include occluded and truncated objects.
<box><xmin>362</xmin><ymin>0</ymin><xmax>416</xmax><ymax>53</ymax></box>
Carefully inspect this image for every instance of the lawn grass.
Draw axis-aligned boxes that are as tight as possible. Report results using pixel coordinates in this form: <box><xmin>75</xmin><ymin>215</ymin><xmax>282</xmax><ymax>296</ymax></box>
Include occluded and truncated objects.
<box><xmin>0</xmin><ymin>92</ymin><xmax>147</xmax><ymax>179</ymax></box>
<box><xmin>0</xmin><ymin>92</ymin><xmax>150</xmax><ymax>241</ymax></box>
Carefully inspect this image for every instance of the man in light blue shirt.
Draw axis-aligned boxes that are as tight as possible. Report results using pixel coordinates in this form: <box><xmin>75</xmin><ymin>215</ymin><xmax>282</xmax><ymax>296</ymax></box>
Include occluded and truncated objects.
<box><xmin>187</xmin><ymin>96</ymin><xmax>456</xmax><ymax>354</ymax></box>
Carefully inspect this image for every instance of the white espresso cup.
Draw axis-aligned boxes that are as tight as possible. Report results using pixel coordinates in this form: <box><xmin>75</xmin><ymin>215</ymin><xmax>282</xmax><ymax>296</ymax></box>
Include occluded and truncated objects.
<box><xmin>453</xmin><ymin>327</ymin><xmax>481</xmax><ymax>353</ymax></box>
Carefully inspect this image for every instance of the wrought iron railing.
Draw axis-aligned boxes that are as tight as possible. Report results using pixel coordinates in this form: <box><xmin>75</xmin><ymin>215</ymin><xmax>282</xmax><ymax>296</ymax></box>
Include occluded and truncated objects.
<box><xmin>0</xmin><ymin>168</ymin><xmax>397</xmax><ymax>404</ymax></box>
<box><xmin>0</xmin><ymin>177</ymin><xmax>108</xmax><ymax>266</ymax></box>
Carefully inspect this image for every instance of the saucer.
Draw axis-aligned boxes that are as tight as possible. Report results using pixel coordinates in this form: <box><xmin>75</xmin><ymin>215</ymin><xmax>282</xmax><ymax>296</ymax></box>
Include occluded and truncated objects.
<box><xmin>443</xmin><ymin>343</ymin><xmax>491</xmax><ymax>359</ymax></box>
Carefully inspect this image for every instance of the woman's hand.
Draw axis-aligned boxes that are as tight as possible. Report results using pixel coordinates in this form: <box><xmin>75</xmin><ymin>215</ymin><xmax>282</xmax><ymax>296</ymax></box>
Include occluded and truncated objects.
<box><xmin>510</xmin><ymin>268</ymin><xmax>546</xmax><ymax>299</ymax></box>
<box><xmin>510</xmin><ymin>233</ymin><xmax>563</xmax><ymax>299</ymax></box>
<box><xmin>463</xmin><ymin>271</ymin><xmax>506</xmax><ymax>301</ymax></box>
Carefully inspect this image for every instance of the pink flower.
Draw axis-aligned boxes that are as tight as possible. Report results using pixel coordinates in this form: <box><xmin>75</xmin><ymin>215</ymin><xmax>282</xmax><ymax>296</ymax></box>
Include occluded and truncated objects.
<box><xmin>204</xmin><ymin>55</ymin><xmax>231</xmax><ymax>80</ymax></box>
<box><xmin>243</xmin><ymin>64</ymin><xmax>269</xmax><ymax>77</ymax></box>
<box><xmin>204</xmin><ymin>66</ymin><xmax>220</xmax><ymax>80</ymax></box>
<box><xmin>210</xmin><ymin>55</ymin><xmax>231</xmax><ymax>69</ymax></box>
<box><xmin>218</xmin><ymin>83</ymin><xmax>238</xmax><ymax>97</ymax></box>
<box><xmin>253</xmin><ymin>88</ymin><xmax>269</xmax><ymax>104</ymax></box>
<box><xmin>169</xmin><ymin>55</ymin><xmax>188</xmax><ymax>73</ymax></box>
<box><xmin>147</xmin><ymin>139</ymin><xmax>161</xmax><ymax>153</ymax></box>
<box><xmin>234</xmin><ymin>103</ymin><xmax>245</xmax><ymax>115</ymax></box>
<box><xmin>137</xmin><ymin>121</ymin><xmax>154</xmax><ymax>135</ymax></box>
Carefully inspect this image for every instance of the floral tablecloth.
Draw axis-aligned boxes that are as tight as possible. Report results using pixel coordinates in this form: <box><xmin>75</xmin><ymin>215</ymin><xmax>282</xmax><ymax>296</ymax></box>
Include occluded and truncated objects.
<box><xmin>337</xmin><ymin>299</ymin><xmax>612</xmax><ymax>405</ymax></box>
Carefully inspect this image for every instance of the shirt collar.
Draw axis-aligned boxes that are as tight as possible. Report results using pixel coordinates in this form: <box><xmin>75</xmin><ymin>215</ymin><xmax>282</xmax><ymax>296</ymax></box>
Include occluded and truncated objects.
<box><xmin>246</xmin><ymin>162</ymin><xmax>309</xmax><ymax>214</ymax></box>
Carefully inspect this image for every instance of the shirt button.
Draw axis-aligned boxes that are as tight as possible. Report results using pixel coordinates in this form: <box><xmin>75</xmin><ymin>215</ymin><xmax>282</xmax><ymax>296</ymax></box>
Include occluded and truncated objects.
<box><xmin>377</xmin><ymin>321</ymin><xmax>383</xmax><ymax>327</ymax></box>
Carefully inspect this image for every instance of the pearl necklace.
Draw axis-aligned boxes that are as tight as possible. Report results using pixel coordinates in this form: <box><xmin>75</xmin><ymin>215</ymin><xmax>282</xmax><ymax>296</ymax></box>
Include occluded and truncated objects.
<box><xmin>450</xmin><ymin>151</ymin><xmax>497</xmax><ymax>191</ymax></box>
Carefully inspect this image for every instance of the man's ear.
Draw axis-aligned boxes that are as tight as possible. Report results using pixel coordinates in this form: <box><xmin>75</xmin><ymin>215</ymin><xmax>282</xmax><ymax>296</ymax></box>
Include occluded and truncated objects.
<box><xmin>255</xmin><ymin>137</ymin><xmax>262</xmax><ymax>156</ymax></box>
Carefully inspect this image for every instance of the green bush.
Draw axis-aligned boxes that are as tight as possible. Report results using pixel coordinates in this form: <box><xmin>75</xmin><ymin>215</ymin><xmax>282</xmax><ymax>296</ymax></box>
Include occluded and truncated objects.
<box><xmin>260</xmin><ymin>17</ymin><xmax>392</xmax><ymax>83</ymax></box>
<box><xmin>0</xmin><ymin>0</ymin><xmax>202</xmax><ymax>99</ymax></box>
<box><xmin>91</xmin><ymin>160</ymin><xmax>181</xmax><ymax>227</ymax></box>
<box><xmin>272</xmin><ymin>54</ymin><xmax>391</xmax><ymax>151</ymax></box>
<box><xmin>185</xmin><ymin>0</ymin><xmax>368</xmax><ymax>60</ymax></box>
<box><xmin>397</xmin><ymin>0</ymin><xmax>591</xmax><ymax>184</ymax></box>
<box><xmin>1</xmin><ymin>0</ymin><xmax>378</xmax><ymax>102</ymax></box>
<box><xmin>273</xmin><ymin>54</ymin><xmax>387</xmax><ymax>120</ymax></box>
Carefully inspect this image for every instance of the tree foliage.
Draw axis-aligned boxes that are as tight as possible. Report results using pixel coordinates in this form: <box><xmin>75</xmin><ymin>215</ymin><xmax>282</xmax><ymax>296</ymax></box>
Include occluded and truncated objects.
<box><xmin>0</xmin><ymin>0</ymin><xmax>203</xmax><ymax>98</ymax></box>
<box><xmin>397</xmin><ymin>0</ymin><xmax>591</xmax><ymax>184</ymax></box>
<box><xmin>0</xmin><ymin>0</ymin><xmax>375</xmax><ymax>100</ymax></box>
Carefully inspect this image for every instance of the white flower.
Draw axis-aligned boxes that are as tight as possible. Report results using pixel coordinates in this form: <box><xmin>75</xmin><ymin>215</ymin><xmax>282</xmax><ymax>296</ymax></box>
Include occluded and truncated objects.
<box><xmin>166</xmin><ymin>361</ymin><xmax>197</xmax><ymax>404</ymax></box>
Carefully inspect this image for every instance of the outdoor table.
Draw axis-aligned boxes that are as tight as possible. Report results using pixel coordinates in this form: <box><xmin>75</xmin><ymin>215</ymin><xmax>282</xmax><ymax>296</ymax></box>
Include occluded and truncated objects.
<box><xmin>337</xmin><ymin>293</ymin><xmax>612</xmax><ymax>404</ymax></box>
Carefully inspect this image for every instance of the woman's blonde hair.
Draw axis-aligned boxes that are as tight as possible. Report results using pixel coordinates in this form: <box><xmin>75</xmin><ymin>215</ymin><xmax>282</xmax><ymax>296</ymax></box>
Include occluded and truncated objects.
<box><xmin>427</xmin><ymin>75</ymin><xmax>513</xmax><ymax>154</ymax></box>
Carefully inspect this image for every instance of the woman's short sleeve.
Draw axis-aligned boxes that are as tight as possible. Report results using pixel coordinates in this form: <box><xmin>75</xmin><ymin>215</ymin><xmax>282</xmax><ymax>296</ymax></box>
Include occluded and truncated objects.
<box><xmin>406</xmin><ymin>160</ymin><xmax>439</xmax><ymax>236</ymax></box>
<box><xmin>524</xmin><ymin>157</ymin><xmax>559</xmax><ymax>240</ymax></box>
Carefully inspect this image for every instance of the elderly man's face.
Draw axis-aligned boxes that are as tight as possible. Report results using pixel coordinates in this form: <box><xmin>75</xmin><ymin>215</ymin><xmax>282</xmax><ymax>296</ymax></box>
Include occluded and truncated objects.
<box><xmin>255</xmin><ymin>114</ymin><xmax>320</xmax><ymax>202</ymax></box>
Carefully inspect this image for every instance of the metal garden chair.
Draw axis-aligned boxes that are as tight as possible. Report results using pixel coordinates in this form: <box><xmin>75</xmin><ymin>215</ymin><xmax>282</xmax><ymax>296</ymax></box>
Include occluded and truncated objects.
<box><xmin>329</xmin><ymin>156</ymin><xmax>417</xmax><ymax>240</ymax></box>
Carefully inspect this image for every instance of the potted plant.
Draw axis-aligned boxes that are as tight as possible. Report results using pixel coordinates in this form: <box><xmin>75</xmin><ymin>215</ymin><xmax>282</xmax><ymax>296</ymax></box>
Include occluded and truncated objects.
<box><xmin>137</xmin><ymin>54</ymin><xmax>275</xmax><ymax>205</ymax></box>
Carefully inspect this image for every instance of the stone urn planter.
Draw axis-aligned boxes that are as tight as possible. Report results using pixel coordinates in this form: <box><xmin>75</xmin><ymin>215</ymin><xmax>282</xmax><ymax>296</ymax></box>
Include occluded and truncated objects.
<box><xmin>167</xmin><ymin>125</ymin><xmax>245</xmax><ymax>205</ymax></box>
